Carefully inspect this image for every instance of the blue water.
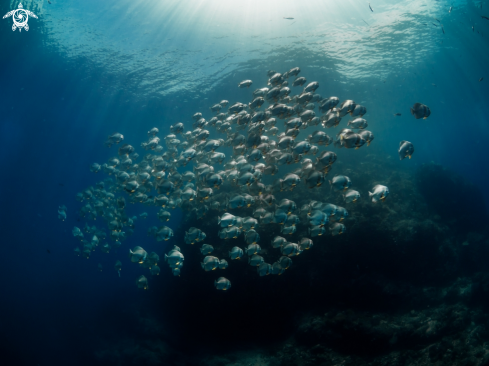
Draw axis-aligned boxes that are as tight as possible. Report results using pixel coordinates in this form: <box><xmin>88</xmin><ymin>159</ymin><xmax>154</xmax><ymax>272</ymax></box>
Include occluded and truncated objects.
<box><xmin>1</xmin><ymin>0</ymin><xmax>489</xmax><ymax>365</ymax></box>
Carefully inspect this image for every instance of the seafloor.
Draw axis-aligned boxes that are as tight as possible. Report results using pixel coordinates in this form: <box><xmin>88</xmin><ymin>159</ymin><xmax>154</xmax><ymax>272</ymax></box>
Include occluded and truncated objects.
<box><xmin>95</xmin><ymin>158</ymin><xmax>489</xmax><ymax>366</ymax></box>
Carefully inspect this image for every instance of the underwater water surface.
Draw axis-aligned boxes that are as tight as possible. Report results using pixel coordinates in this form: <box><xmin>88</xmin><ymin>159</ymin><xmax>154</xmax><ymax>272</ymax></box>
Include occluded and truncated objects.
<box><xmin>1</xmin><ymin>0</ymin><xmax>489</xmax><ymax>365</ymax></box>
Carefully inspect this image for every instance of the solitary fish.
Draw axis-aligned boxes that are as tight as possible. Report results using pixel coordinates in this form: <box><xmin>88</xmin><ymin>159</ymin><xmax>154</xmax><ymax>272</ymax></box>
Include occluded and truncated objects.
<box><xmin>410</xmin><ymin>103</ymin><xmax>431</xmax><ymax>119</ymax></box>
<box><xmin>482</xmin><ymin>16</ymin><xmax>489</xmax><ymax>20</ymax></box>
<box><xmin>479</xmin><ymin>77</ymin><xmax>484</xmax><ymax>82</ymax></box>
<box><xmin>283</xmin><ymin>17</ymin><xmax>294</xmax><ymax>20</ymax></box>
<box><xmin>369</xmin><ymin>3</ymin><xmax>373</xmax><ymax>12</ymax></box>
<box><xmin>393</xmin><ymin>113</ymin><xmax>401</xmax><ymax>116</ymax></box>
<box><xmin>398</xmin><ymin>140</ymin><xmax>414</xmax><ymax>160</ymax></box>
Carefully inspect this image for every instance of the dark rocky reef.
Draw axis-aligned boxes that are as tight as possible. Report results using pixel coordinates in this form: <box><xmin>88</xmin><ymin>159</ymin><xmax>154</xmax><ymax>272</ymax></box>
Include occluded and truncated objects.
<box><xmin>94</xmin><ymin>161</ymin><xmax>489</xmax><ymax>366</ymax></box>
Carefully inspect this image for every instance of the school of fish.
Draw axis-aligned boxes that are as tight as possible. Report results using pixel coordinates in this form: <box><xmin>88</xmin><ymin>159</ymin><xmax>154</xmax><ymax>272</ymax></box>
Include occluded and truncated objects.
<box><xmin>65</xmin><ymin>67</ymin><xmax>427</xmax><ymax>290</ymax></box>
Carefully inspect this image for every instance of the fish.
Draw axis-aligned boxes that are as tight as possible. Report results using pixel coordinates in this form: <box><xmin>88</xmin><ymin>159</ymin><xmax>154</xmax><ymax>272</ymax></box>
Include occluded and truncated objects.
<box><xmin>337</xmin><ymin>100</ymin><xmax>356</xmax><ymax>117</ymax></box>
<box><xmin>165</xmin><ymin>247</ymin><xmax>184</xmax><ymax>267</ymax></box>
<box><xmin>305</xmin><ymin>170</ymin><xmax>325</xmax><ymax>188</ymax></box>
<box><xmin>273</xmin><ymin>210</ymin><xmax>289</xmax><ymax>225</ymax></box>
<box><xmin>184</xmin><ymin>227</ymin><xmax>206</xmax><ymax>244</ymax></box>
<box><xmin>219</xmin><ymin>259</ymin><xmax>228</xmax><ymax>270</ymax></box>
<box><xmin>299</xmin><ymin>238</ymin><xmax>313</xmax><ymax>250</ymax></box>
<box><xmin>245</xmin><ymin>230</ymin><xmax>260</xmax><ymax>245</ymax></box>
<box><xmin>292</xmin><ymin>77</ymin><xmax>307</xmax><ymax>87</ymax></box>
<box><xmin>271</xmin><ymin>262</ymin><xmax>285</xmax><ymax>275</ymax></box>
<box><xmin>479</xmin><ymin>77</ymin><xmax>484</xmax><ymax>82</ymax></box>
<box><xmin>482</xmin><ymin>16</ymin><xmax>489</xmax><ymax>20</ymax></box>
<box><xmin>272</xmin><ymin>236</ymin><xmax>287</xmax><ymax>248</ymax></box>
<box><xmin>393</xmin><ymin>113</ymin><xmax>401</xmax><ymax>116</ymax></box>
<box><xmin>344</xmin><ymin>190</ymin><xmax>361</xmax><ymax>203</ymax></box>
<box><xmin>246</xmin><ymin>243</ymin><xmax>262</xmax><ymax>256</ymax></box>
<box><xmin>308</xmin><ymin>210</ymin><xmax>329</xmax><ymax>226</ymax></box>
<box><xmin>249</xmin><ymin>254</ymin><xmax>265</xmax><ymax>266</ymax></box>
<box><xmin>369</xmin><ymin>3</ymin><xmax>373</xmax><ymax>12</ymax></box>
<box><xmin>304</xmin><ymin>82</ymin><xmax>319</xmax><ymax>93</ymax></box>
<box><xmin>357</xmin><ymin>130</ymin><xmax>374</xmax><ymax>146</ymax></box>
<box><xmin>218</xmin><ymin>213</ymin><xmax>238</xmax><ymax>227</ymax></box>
<box><xmin>410</xmin><ymin>103</ymin><xmax>431</xmax><ymax>119</ymax></box>
<box><xmin>330</xmin><ymin>223</ymin><xmax>346</xmax><ymax>236</ymax></box>
<box><xmin>219</xmin><ymin>226</ymin><xmax>242</xmax><ymax>240</ymax></box>
<box><xmin>284</xmin><ymin>67</ymin><xmax>300</xmax><ymax>78</ymax></box>
<box><xmin>398</xmin><ymin>140</ymin><xmax>414</xmax><ymax>160</ymax></box>
<box><xmin>369</xmin><ymin>185</ymin><xmax>389</xmax><ymax>203</ymax></box>
<box><xmin>330</xmin><ymin>175</ymin><xmax>352</xmax><ymax>191</ymax></box>
<box><xmin>347</xmin><ymin>118</ymin><xmax>368</xmax><ymax>129</ymax></box>
<box><xmin>200</xmin><ymin>244</ymin><xmax>214</xmax><ymax>255</ymax></box>
<box><xmin>281</xmin><ymin>243</ymin><xmax>302</xmax><ymax>256</ymax></box>
<box><xmin>136</xmin><ymin>275</ymin><xmax>149</xmax><ymax>290</ymax></box>
<box><xmin>278</xmin><ymin>256</ymin><xmax>292</xmax><ymax>269</ymax></box>
<box><xmin>215</xmin><ymin>277</ymin><xmax>231</xmax><ymax>290</ymax></box>
<box><xmin>449</xmin><ymin>6</ymin><xmax>452</xmax><ymax>13</ymax></box>
<box><xmin>283</xmin><ymin>17</ymin><xmax>294</xmax><ymax>20</ymax></box>
<box><xmin>281</xmin><ymin>225</ymin><xmax>296</xmax><ymax>235</ymax></box>
<box><xmin>257</xmin><ymin>263</ymin><xmax>272</xmax><ymax>276</ymax></box>
<box><xmin>58</xmin><ymin>206</ymin><xmax>67</xmax><ymax>221</ymax></box>
<box><xmin>350</xmin><ymin>104</ymin><xmax>367</xmax><ymax>117</ymax></box>
<box><xmin>156</xmin><ymin>226</ymin><xmax>174</xmax><ymax>241</ymax></box>
<box><xmin>229</xmin><ymin>246</ymin><xmax>244</xmax><ymax>260</ymax></box>
<box><xmin>201</xmin><ymin>256</ymin><xmax>220</xmax><ymax>271</ymax></box>
<box><xmin>150</xmin><ymin>266</ymin><xmax>161</xmax><ymax>276</ymax></box>
<box><xmin>335</xmin><ymin>206</ymin><xmax>349</xmax><ymax>221</ymax></box>
<box><xmin>114</xmin><ymin>260</ymin><xmax>122</xmax><ymax>277</ymax></box>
